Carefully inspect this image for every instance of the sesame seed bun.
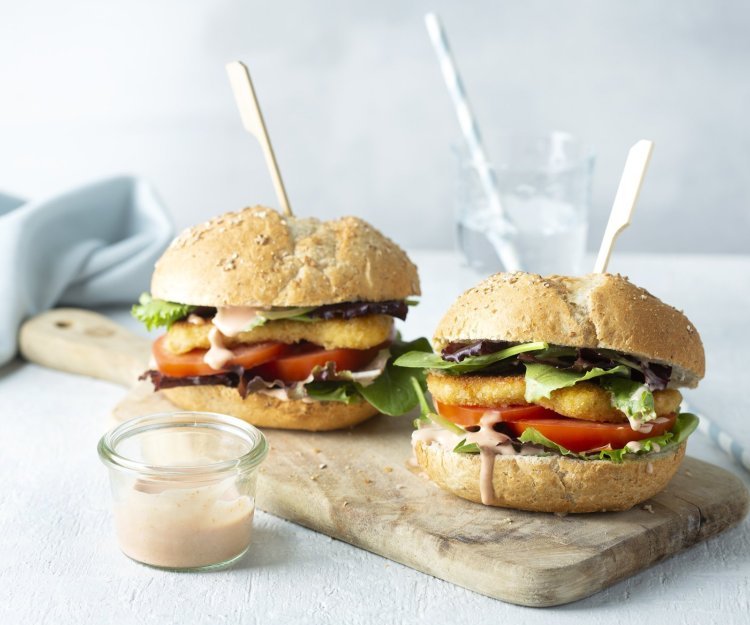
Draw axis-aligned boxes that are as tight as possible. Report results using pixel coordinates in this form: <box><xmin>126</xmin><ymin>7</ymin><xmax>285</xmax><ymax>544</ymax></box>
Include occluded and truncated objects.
<box><xmin>433</xmin><ymin>272</ymin><xmax>704</xmax><ymax>388</ymax></box>
<box><xmin>162</xmin><ymin>385</ymin><xmax>379</xmax><ymax>431</ymax></box>
<box><xmin>414</xmin><ymin>438</ymin><xmax>686</xmax><ymax>513</ymax></box>
<box><xmin>151</xmin><ymin>206</ymin><xmax>420</xmax><ymax>307</ymax></box>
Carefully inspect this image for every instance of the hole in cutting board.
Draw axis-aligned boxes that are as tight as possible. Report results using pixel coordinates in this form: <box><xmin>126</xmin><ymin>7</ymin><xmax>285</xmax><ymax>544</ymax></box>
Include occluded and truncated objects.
<box><xmin>55</xmin><ymin>320</ymin><xmax>71</xmax><ymax>329</ymax></box>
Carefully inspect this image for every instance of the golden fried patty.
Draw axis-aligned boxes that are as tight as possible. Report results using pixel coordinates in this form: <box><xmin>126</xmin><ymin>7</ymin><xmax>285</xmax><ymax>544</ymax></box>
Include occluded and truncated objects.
<box><xmin>165</xmin><ymin>314</ymin><xmax>394</xmax><ymax>354</ymax></box>
<box><xmin>427</xmin><ymin>373</ymin><xmax>682</xmax><ymax>423</ymax></box>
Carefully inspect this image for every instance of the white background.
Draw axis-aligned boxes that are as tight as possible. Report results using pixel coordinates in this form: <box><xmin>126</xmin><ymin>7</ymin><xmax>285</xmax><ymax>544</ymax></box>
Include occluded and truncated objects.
<box><xmin>1</xmin><ymin>0</ymin><xmax>748</xmax><ymax>253</ymax></box>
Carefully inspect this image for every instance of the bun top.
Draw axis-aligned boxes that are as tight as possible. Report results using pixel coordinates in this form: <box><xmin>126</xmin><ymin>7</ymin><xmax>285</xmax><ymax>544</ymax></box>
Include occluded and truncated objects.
<box><xmin>433</xmin><ymin>272</ymin><xmax>705</xmax><ymax>388</ymax></box>
<box><xmin>151</xmin><ymin>206</ymin><xmax>420</xmax><ymax>307</ymax></box>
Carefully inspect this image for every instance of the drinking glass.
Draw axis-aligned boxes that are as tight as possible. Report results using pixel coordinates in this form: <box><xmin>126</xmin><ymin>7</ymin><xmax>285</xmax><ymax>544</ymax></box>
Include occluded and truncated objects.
<box><xmin>456</xmin><ymin>131</ymin><xmax>594</xmax><ymax>276</ymax></box>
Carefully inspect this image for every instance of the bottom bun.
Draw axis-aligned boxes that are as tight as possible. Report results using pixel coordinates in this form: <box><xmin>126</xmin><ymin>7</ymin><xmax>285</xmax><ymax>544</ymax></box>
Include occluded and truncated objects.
<box><xmin>413</xmin><ymin>439</ymin><xmax>686</xmax><ymax>513</ymax></box>
<box><xmin>163</xmin><ymin>386</ymin><xmax>379</xmax><ymax>431</ymax></box>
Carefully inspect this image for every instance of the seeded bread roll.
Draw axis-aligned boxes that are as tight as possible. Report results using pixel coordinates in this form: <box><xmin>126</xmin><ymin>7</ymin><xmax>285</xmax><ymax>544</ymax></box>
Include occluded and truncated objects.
<box><xmin>432</xmin><ymin>272</ymin><xmax>704</xmax><ymax>387</ymax></box>
<box><xmin>151</xmin><ymin>206</ymin><xmax>420</xmax><ymax>307</ymax></box>
<box><xmin>414</xmin><ymin>438</ymin><xmax>686</xmax><ymax>513</ymax></box>
<box><xmin>143</xmin><ymin>206</ymin><xmax>421</xmax><ymax>431</ymax></box>
<box><xmin>163</xmin><ymin>386</ymin><xmax>379</xmax><ymax>431</ymax></box>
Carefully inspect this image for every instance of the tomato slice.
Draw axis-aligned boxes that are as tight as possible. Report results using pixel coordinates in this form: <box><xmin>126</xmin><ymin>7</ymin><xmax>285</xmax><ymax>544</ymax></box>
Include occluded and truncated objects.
<box><xmin>435</xmin><ymin>401</ymin><xmax>677</xmax><ymax>452</ymax></box>
<box><xmin>435</xmin><ymin>402</ymin><xmax>557</xmax><ymax>427</ymax></box>
<box><xmin>152</xmin><ymin>335</ymin><xmax>288</xmax><ymax>377</ymax></box>
<box><xmin>254</xmin><ymin>343</ymin><xmax>382</xmax><ymax>382</ymax></box>
<box><xmin>506</xmin><ymin>414</ymin><xmax>677</xmax><ymax>452</ymax></box>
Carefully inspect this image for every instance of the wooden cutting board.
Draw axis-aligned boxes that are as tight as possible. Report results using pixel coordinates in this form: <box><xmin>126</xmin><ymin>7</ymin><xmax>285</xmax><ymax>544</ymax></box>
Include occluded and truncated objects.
<box><xmin>19</xmin><ymin>308</ymin><xmax>750</xmax><ymax>607</ymax></box>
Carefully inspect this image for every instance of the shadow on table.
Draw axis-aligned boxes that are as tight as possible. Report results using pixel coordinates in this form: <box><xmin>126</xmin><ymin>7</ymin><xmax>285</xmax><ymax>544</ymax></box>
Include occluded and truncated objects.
<box><xmin>0</xmin><ymin>357</ymin><xmax>23</xmax><ymax>379</ymax></box>
<box><xmin>231</xmin><ymin>522</ymin><xmax>294</xmax><ymax>571</ymax></box>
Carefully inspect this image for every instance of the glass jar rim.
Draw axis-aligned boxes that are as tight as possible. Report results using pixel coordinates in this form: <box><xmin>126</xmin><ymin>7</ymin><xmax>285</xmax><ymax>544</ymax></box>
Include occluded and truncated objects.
<box><xmin>97</xmin><ymin>411</ymin><xmax>268</xmax><ymax>477</ymax></box>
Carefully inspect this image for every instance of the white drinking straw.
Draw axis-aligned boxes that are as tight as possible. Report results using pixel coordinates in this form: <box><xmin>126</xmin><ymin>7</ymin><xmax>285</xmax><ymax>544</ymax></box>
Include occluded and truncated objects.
<box><xmin>424</xmin><ymin>12</ymin><xmax>522</xmax><ymax>272</ymax></box>
<box><xmin>679</xmin><ymin>400</ymin><xmax>750</xmax><ymax>473</ymax></box>
<box><xmin>697</xmin><ymin>411</ymin><xmax>750</xmax><ymax>473</ymax></box>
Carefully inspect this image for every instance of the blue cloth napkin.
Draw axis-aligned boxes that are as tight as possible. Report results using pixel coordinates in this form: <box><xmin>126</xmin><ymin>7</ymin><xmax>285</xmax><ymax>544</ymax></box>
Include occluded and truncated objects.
<box><xmin>0</xmin><ymin>176</ymin><xmax>174</xmax><ymax>366</ymax></box>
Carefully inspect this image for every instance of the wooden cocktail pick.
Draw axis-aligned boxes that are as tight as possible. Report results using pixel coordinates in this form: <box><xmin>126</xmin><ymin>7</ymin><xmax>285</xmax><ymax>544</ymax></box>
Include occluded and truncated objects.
<box><xmin>593</xmin><ymin>140</ymin><xmax>654</xmax><ymax>273</ymax></box>
<box><xmin>226</xmin><ymin>61</ymin><xmax>293</xmax><ymax>217</ymax></box>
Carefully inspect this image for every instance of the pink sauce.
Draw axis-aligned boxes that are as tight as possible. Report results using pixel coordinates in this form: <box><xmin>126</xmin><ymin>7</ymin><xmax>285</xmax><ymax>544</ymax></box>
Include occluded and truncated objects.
<box><xmin>627</xmin><ymin>417</ymin><xmax>653</xmax><ymax>433</ymax></box>
<box><xmin>205</xmin><ymin>327</ymin><xmax>235</xmax><ymax>370</ymax></box>
<box><xmin>627</xmin><ymin>414</ymin><xmax>670</xmax><ymax>434</ymax></box>
<box><xmin>478</xmin><ymin>448</ymin><xmax>498</xmax><ymax>505</ymax></box>
<box><xmin>202</xmin><ymin>306</ymin><xmax>277</xmax><ymax>371</ymax></box>
<box><xmin>114</xmin><ymin>478</ymin><xmax>254</xmax><ymax>569</ymax></box>
<box><xmin>413</xmin><ymin>411</ymin><xmax>540</xmax><ymax>506</ymax></box>
<box><xmin>411</xmin><ymin>425</ymin><xmax>462</xmax><ymax>450</ymax></box>
<box><xmin>212</xmin><ymin>306</ymin><xmax>263</xmax><ymax>337</ymax></box>
<box><xmin>465</xmin><ymin>412</ymin><xmax>512</xmax><ymax>448</ymax></box>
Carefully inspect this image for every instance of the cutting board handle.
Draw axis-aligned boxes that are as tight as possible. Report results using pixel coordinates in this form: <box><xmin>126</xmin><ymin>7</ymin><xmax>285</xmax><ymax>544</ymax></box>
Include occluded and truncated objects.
<box><xmin>19</xmin><ymin>308</ymin><xmax>151</xmax><ymax>388</ymax></box>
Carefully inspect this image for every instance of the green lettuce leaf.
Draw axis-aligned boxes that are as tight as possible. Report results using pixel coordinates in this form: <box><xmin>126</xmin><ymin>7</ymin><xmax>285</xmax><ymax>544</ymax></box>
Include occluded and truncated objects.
<box><xmin>515</xmin><ymin>427</ymin><xmax>578</xmax><ymax>457</ymax></box>
<box><xmin>131</xmin><ymin>293</ymin><xmax>195</xmax><ymax>331</ymax></box>
<box><xmin>355</xmin><ymin>363</ymin><xmax>419</xmax><ymax>416</ymax></box>
<box><xmin>391</xmin><ymin>336</ymin><xmax>432</xmax><ymax>359</ymax></box>
<box><xmin>453</xmin><ymin>439</ymin><xmax>480</xmax><ymax>454</ymax></box>
<box><xmin>523</xmin><ymin>362</ymin><xmax>630</xmax><ymax>402</ymax></box>
<box><xmin>515</xmin><ymin>412</ymin><xmax>699</xmax><ymax>463</ymax></box>
<box><xmin>242</xmin><ymin>307</ymin><xmax>318</xmax><ymax>330</ymax></box>
<box><xmin>669</xmin><ymin>412</ymin><xmax>700</xmax><ymax>444</ymax></box>
<box><xmin>304</xmin><ymin>381</ymin><xmax>360</xmax><ymax>404</ymax></box>
<box><xmin>354</xmin><ymin>337</ymin><xmax>432</xmax><ymax>416</ymax></box>
<box><xmin>301</xmin><ymin>336</ymin><xmax>433</xmax><ymax>415</ymax></box>
<box><xmin>394</xmin><ymin>341</ymin><xmax>548</xmax><ymax>375</ymax></box>
<box><xmin>600</xmin><ymin>377</ymin><xmax>656</xmax><ymax>423</ymax></box>
<box><xmin>408</xmin><ymin>377</ymin><xmax>464</xmax><ymax>434</ymax></box>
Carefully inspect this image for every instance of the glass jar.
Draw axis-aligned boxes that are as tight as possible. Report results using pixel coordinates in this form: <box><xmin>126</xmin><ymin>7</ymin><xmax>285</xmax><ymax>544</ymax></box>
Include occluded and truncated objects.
<box><xmin>98</xmin><ymin>411</ymin><xmax>268</xmax><ymax>571</ymax></box>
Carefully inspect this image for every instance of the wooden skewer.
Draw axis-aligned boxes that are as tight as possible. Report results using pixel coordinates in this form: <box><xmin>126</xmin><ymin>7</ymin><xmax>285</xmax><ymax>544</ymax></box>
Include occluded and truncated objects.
<box><xmin>593</xmin><ymin>140</ymin><xmax>654</xmax><ymax>273</ymax></box>
<box><xmin>226</xmin><ymin>61</ymin><xmax>293</xmax><ymax>217</ymax></box>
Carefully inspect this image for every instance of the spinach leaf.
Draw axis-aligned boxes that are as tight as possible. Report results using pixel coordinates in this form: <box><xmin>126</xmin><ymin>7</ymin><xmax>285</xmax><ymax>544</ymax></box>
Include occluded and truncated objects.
<box><xmin>394</xmin><ymin>341</ymin><xmax>548</xmax><ymax>375</ymax></box>
<box><xmin>355</xmin><ymin>337</ymin><xmax>431</xmax><ymax>416</ymax></box>
<box><xmin>304</xmin><ymin>381</ymin><xmax>360</xmax><ymax>404</ymax></box>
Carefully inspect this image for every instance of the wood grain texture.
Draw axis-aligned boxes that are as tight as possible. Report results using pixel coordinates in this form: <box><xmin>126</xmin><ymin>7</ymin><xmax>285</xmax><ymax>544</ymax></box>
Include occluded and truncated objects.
<box><xmin>19</xmin><ymin>308</ymin><xmax>150</xmax><ymax>388</ymax></box>
<box><xmin>19</xmin><ymin>307</ymin><xmax>749</xmax><ymax>607</ymax></box>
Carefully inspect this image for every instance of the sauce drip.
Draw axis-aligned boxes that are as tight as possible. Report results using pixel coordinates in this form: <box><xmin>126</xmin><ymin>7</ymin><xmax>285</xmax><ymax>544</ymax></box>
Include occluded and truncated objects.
<box><xmin>413</xmin><ymin>411</ymin><xmax>540</xmax><ymax>506</ymax></box>
<box><xmin>627</xmin><ymin>414</ymin><xmax>670</xmax><ymax>433</ymax></box>
<box><xmin>466</xmin><ymin>412</ymin><xmax>512</xmax><ymax>505</ymax></box>
<box><xmin>478</xmin><ymin>448</ymin><xmax>498</xmax><ymax>505</ymax></box>
<box><xmin>204</xmin><ymin>327</ymin><xmax>235</xmax><ymax>370</ymax></box>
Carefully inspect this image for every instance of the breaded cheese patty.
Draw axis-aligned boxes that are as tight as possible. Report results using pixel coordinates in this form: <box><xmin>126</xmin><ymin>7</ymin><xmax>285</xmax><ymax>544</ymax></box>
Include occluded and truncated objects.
<box><xmin>427</xmin><ymin>372</ymin><xmax>682</xmax><ymax>423</ymax></box>
<box><xmin>165</xmin><ymin>314</ymin><xmax>393</xmax><ymax>354</ymax></box>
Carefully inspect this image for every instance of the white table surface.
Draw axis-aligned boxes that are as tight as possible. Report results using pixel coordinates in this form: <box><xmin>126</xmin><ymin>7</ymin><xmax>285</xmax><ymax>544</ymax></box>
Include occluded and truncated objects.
<box><xmin>2</xmin><ymin>251</ymin><xmax>749</xmax><ymax>624</ymax></box>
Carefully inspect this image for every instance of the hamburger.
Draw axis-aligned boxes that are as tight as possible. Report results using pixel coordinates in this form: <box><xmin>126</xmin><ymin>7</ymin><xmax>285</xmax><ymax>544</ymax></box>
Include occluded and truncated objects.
<box><xmin>395</xmin><ymin>272</ymin><xmax>703</xmax><ymax>513</ymax></box>
<box><xmin>133</xmin><ymin>206</ymin><xmax>428</xmax><ymax>431</ymax></box>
